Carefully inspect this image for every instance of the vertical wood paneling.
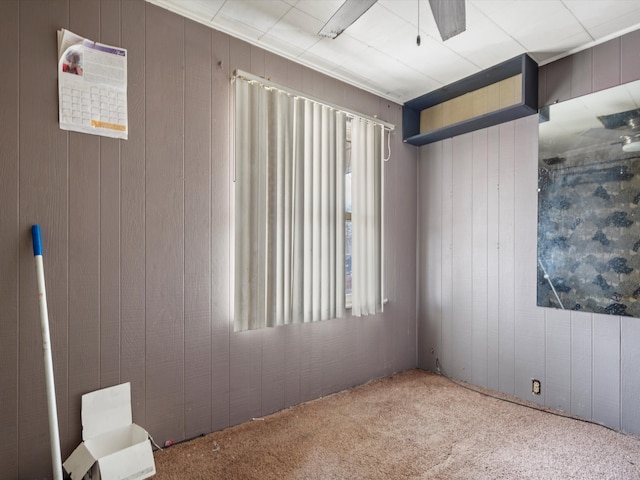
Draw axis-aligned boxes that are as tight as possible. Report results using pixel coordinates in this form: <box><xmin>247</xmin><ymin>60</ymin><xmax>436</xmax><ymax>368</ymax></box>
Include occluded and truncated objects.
<box><xmin>537</xmin><ymin>65</ymin><xmax>547</xmax><ymax>109</ymax></box>
<box><xmin>400</xmin><ymin>126</ymin><xmax>419</xmax><ymax>372</ymax></box>
<box><xmin>145</xmin><ymin>4</ymin><xmax>185</xmax><ymax>443</ymax></box>
<box><xmin>486</xmin><ymin>125</ymin><xmax>501</xmax><ymax>391</ymax></box>
<box><xmin>100</xmin><ymin>133</ymin><xmax>122</xmax><ymax>388</ymax></box>
<box><xmin>440</xmin><ymin>139</ymin><xmax>454</xmax><ymax>375</ymax></box>
<box><xmin>621</xmin><ymin>29</ymin><xmax>640</xmax><ymax>84</ymax></box>
<box><xmin>570</xmin><ymin>49</ymin><xmax>592</xmax><ymax>99</ymax></box>
<box><xmin>341</xmin><ymin>319</ymin><xmax>359</xmax><ymax>389</ymax></box>
<box><xmin>471</xmin><ymin>130</ymin><xmax>489</xmax><ymax>387</ymax></box>
<box><xmin>451</xmin><ymin>133</ymin><xmax>473</xmax><ymax>381</ymax></box>
<box><xmin>416</xmin><ymin>142</ymin><xmax>428</xmax><ymax>370</ymax></box>
<box><xmin>497</xmin><ymin>122</ymin><xmax>515</xmax><ymax>395</ymax></box>
<box><xmin>513</xmin><ymin>114</ymin><xmax>544</xmax><ymax>404</ymax></box>
<box><xmin>18</xmin><ymin>1</ymin><xmax>70</xmax><ymax>475</ymax></box>
<box><xmin>571</xmin><ymin>311</ymin><xmax>592</xmax><ymax>419</ymax></box>
<box><xmin>592</xmin><ymin>314</ymin><xmax>621</xmax><ymax>429</ymax></box>
<box><xmin>417</xmin><ymin>142</ymin><xmax>442</xmax><ymax>371</ymax></box>
<box><xmin>544</xmin><ymin>56</ymin><xmax>571</xmax><ymax>105</ymax></box>
<box><xmin>229</xmin><ymin>38</ymin><xmax>263</xmax><ymax>426</ymax></box>
<box><xmin>393</xmin><ymin>105</ymin><xmax>418</xmax><ymax>372</ymax></box>
<box><xmin>417</xmin><ymin>29</ymin><xmax>640</xmax><ymax>438</ymax></box>
<box><xmin>347</xmin><ymin>318</ymin><xmax>367</xmax><ymax>388</ymax></box>
<box><xmin>592</xmin><ymin>37</ymin><xmax>620</xmax><ymax>92</ymax></box>
<box><xmin>299</xmin><ymin>322</ymin><xmax>317</xmax><ymax>402</ymax></box>
<box><xmin>621</xmin><ymin>317</ymin><xmax>640</xmax><ymax>433</ymax></box>
<box><xmin>184</xmin><ymin>18</ymin><xmax>213</xmax><ymax>438</ymax></box>
<box><xmin>67</xmin><ymin>126</ymin><xmax>101</xmax><ymax>442</ymax></box>
<box><xmin>229</xmin><ymin>328</ymin><xmax>263</xmax><ymax>425</ymax></box>
<box><xmin>322</xmin><ymin>318</ymin><xmax>347</xmax><ymax>396</ymax></box>
<box><xmin>301</xmin><ymin>321</ymin><xmax>326</xmax><ymax>402</ymax></box>
<box><xmin>120</xmin><ymin>0</ymin><xmax>146</xmax><ymax>426</ymax></box>
<box><xmin>545</xmin><ymin>308</ymin><xmax>571</xmax><ymax>411</ymax></box>
<box><xmin>99</xmin><ymin>0</ymin><xmax>122</xmax><ymax>389</ymax></box>
<box><xmin>284</xmin><ymin>323</ymin><xmax>302</xmax><ymax>408</ymax></box>
<box><xmin>67</xmin><ymin>0</ymin><xmax>102</xmax><ymax>453</ymax></box>
<box><xmin>0</xmin><ymin>1</ymin><xmax>20</xmax><ymax>476</ymax></box>
<box><xmin>364</xmin><ymin>318</ymin><xmax>382</xmax><ymax>383</ymax></box>
<box><xmin>261</xmin><ymin>324</ymin><xmax>286</xmax><ymax>415</ymax></box>
<box><xmin>210</xmin><ymin>27</ymin><xmax>231</xmax><ymax>432</ymax></box>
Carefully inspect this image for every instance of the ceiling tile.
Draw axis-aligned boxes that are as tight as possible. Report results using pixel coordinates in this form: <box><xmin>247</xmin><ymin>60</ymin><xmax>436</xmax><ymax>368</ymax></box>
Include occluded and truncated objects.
<box><xmin>444</xmin><ymin>2</ymin><xmax>525</xmax><ymax>69</ymax></box>
<box><xmin>345</xmin><ymin>3</ymin><xmax>413</xmax><ymax>49</ymax></box>
<box><xmin>214</xmin><ymin>0</ymin><xmax>293</xmax><ymax>33</ymax></box>
<box><xmin>471</xmin><ymin>0</ymin><xmax>590</xmax><ymax>53</ymax></box>
<box><xmin>265</xmin><ymin>7</ymin><xmax>325</xmax><ymax>50</ymax></box>
<box><xmin>293</xmin><ymin>0</ymin><xmax>347</xmax><ymax>23</ymax></box>
<box><xmin>301</xmin><ymin>34</ymin><xmax>370</xmax><ymax>71</ymax></box>
<box><xmin>149</xmin><ymin>0</ymin><xmax>225</xmax><ymax>23</ymax></box>
<box><xmin>564</xmin><ymin>0</ymin><xmax>640</xmax><ymax>38</ymax></box>
<box><xmin>211</xmin><ymin>14</ymin><xmax>265</xmax><ymax>42</ymax></box>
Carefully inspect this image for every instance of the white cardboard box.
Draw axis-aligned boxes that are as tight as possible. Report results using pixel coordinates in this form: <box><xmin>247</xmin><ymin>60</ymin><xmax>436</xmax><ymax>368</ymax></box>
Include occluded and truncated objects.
<box><xmin>63</xmin><ymin>382</ymin><xmax>156</xmax><ymax>480</ymax></box>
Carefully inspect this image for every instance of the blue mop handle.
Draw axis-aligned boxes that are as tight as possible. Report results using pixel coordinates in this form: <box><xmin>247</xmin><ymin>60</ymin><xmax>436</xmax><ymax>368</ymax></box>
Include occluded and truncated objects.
<box><xmin>32</xmin><ymin>224</ymin><xmax>43</xmax><ymax>256</ymax></box>
<box><xmin>31</xmin><ymin>224</ymin><xmax>63</xmax><ymax>480</ymax></box>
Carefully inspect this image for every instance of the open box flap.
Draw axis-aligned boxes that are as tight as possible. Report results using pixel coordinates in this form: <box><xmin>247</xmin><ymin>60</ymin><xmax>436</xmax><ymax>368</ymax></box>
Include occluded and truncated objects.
<box><xmin>82</xmin><ymin>382</ymin><xmax>132</xmax><ymax>440</ymax></box>
<box><xmin>63</xmin><ymin>442</ymin><xmax>95</xmax><ymax>480</ymax></box>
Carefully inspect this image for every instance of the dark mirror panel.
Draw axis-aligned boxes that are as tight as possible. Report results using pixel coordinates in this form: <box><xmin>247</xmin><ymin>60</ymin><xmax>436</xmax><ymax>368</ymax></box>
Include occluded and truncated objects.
<box><xmin>538</xmin><ymin>80</ymin><xmax>640</xmax><ymax>316</ymax></box>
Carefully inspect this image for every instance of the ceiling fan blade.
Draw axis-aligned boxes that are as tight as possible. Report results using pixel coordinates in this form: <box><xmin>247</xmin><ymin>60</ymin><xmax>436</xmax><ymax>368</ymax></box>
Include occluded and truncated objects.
<box><xmin>318</xmin><ymin>0</ymin><xmax>379</xmax><ymax>39</ymax></box>
<box><xmin>429</xmin><ymin>0</ymin><xmax>466</xmax><ymax>41</ymax></box>
<box><xmin>597</xmin><ymin>108</ymin><xmax>640</xmax><ymax>129</ymax></box>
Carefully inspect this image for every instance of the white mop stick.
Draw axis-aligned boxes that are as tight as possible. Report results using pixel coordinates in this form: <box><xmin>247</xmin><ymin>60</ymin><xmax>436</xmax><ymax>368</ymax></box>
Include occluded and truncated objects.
<box><xmin>32</xmin><ymin>225</ymin><xmax>63</xmax><ymax>480</ymax></box>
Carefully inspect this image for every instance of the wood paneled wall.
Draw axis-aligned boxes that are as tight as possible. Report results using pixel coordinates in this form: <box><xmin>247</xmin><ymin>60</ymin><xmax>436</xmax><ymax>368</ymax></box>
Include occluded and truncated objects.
<box><xmin>538</xmin><ymin>29</ymin><xmax>640</xmax><ymax>107</ymax></box>
<box><xmin>418</xmin><ymin>30</ymin><xmax>640</xmax><ymax>436</ymax></box>
<box><xmin>0</xmin><ymin>1</ymin><xmax>418</xmax><ymax>477</ymax></box>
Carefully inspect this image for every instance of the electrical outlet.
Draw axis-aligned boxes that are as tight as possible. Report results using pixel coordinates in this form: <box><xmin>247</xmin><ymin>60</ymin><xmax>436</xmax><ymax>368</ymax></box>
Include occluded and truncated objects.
<box><xmin>532</xmin><ymin>379</ymin><xmax>541</xmax><ymax>395</ymax></box>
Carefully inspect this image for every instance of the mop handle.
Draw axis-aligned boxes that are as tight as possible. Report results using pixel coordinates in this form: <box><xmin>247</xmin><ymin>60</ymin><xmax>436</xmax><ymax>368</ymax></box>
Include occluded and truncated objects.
<box><xmin>32</xmin><ymin>226</ymin><xmax>63</xmax><ymax>480</ymax></box>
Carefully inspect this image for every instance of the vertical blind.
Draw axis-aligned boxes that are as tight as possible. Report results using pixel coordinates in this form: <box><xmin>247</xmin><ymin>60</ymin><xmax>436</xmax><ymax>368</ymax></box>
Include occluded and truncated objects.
<box><xmin>233</xmin><ymin>72</ymin><xmax>390</xmax><ymax>332</ymax></box>
<box><xmin>350</xmin><ymin>117</ymin><xmax>384</xmax><ymax>317</ymax></box>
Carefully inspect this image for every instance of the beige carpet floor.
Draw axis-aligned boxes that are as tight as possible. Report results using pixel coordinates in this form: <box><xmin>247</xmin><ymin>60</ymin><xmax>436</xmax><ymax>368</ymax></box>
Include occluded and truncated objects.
<box><xmin>153</xmin><ymin>369</ymin><xmax>640</xmax><ymax>479</ymax></box>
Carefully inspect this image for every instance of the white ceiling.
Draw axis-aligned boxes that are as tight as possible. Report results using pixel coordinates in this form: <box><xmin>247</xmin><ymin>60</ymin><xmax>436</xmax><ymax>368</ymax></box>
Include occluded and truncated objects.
<box><xmin>146</xmin><ymin>0</ymin><xmax>640</xmax><ymax>104</ymax></box>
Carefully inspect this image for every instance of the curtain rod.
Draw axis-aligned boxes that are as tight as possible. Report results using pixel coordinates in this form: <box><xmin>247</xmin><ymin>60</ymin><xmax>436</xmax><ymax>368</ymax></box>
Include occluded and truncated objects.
<box><xmin>233</xmin><ymin>69</ymin><xmax>395</xmax><ymax>131</ymax></box>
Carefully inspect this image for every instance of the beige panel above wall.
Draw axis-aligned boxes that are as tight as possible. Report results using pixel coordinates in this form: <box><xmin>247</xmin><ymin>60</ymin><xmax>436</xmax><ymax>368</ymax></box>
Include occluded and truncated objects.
<box><xmin>499</xmin><ymin>74</ymin><xmax>521</xmax><ymax>108</ymax></box>
<box><xmin>420</xmin><ymin>74</ymin><xmax>522</xmax><ymax>134</ymax></box>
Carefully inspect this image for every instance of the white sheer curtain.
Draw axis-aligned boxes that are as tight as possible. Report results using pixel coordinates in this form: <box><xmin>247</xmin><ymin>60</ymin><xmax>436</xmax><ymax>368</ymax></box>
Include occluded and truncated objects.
<box><xmin>350</xmin><ymin>117</ymin><xmax>384</xmax><ymax>317</ymax></box>
<box><xmin>234</xmin><ymin>78</ymin><xmax>347</xmax><ymax>331</ymax></box>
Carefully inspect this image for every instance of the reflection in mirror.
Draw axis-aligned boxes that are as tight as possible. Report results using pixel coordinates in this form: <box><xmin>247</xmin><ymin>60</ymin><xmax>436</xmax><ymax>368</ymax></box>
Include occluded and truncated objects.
<box><xmin>538</xmin><ymin>79</ymin><xmax>640</xmax><ymax>316</ymax></box>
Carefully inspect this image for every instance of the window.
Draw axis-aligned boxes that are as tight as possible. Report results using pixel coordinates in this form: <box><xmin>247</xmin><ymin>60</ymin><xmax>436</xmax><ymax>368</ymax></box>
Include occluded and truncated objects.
<box><xmin>233</xmin><ymin>71</ymin><xmax>389</xmax><ymax>332</ymax></box>
<box><xmin>345</xmin><ymin>122</ymin><xmax>352</xmax><ymax>302</ymax></box>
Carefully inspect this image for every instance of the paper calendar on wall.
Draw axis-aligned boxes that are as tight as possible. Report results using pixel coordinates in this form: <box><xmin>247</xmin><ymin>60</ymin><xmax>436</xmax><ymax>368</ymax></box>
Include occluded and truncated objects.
<box><xmin>57</xmin><ymin>28</ymin><xmax>128</xmax><ymax>139</ymax></box>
